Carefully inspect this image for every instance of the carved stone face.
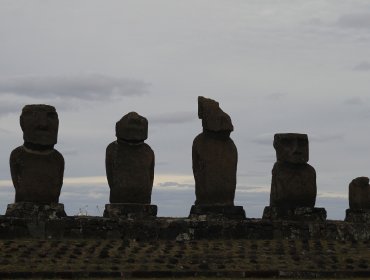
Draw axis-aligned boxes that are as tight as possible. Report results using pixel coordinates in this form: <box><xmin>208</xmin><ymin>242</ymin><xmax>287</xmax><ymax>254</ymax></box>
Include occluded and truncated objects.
<box><xmin>198</xmin><ymin>96</ymin><xmax>233</xmax><ymax>132</ymax></box>
<box><xmin>20</xmin><ymin>105</ymin><xmax>59</xmax><ymax>146</ymax></box>
<box><xmin>116</xmin><ymin>112</ymin><xmax>148</xmax><ymax>141</ymax></box>
<box><xmin>274</xmin><ymin>133</ymin><xmax>309</xmax><ymax>164</ymax></box>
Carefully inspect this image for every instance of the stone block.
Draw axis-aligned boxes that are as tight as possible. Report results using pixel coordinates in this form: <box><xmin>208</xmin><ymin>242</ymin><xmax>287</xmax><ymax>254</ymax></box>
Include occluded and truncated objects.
<box><xmin>103</xmin><ymin>203</ymin><xmax>157</xmax><ymax>219</ymax></box>
<box><xmin>262</xmin><ymin>206</ymin><xmax>326</xmax><ymax>222</ymax></box>
<box><xmin>345</xmin><ymin>209</ymin><xmax>370</xmax><ymax>223</ymax></box>
<box><xmin>5</xmin><ymin>202</ymin><xmax>66</xmax><ymax>219</ymax></box>
<box><xmin>189</xmin><ymin>205</ymin><xmax>246</xmax><ymax>220</ymax></box>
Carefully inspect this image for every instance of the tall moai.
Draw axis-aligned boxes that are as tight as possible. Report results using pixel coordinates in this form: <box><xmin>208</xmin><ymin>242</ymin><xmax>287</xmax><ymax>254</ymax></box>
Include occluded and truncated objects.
<box><xmin>104</xmin><ymin>112</ymin><xmax>157</xmax><ymax>218</ymax></box>
<box><xmin>190</xmin><ymin>96</ymin><xmax>245</xmax><ymax>219</ymax></box>
<box><xmin>7</xmin><ymin>104</ymin><xmax>66</xmax><ymax>218</ymax></box>
<box><xmin>262</xmin><ymin>133</ymin><xmax>326</xmax><ymax>221</ymax></box>
<box><xmin>345</xmin><ymin>177</ymin><xmax>370</xmax><ymax>222</ymax></box>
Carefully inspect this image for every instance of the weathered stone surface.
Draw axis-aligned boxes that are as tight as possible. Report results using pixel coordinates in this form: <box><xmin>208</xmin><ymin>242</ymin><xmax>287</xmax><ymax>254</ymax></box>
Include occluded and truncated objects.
<box><xmin>20</xmin><ymin>104</ymin><xmax>59</xmax><ymax>147</ymax></box>
<box><xmin>192</xmin><ymin>96</ymin><xmax>238</xmax><ymax>206</ymax></box>
<box><xmin>116</xmin><ymin>112</ymin><xmax>148</xmax><ymax>141</ymax></box>
<box><xmin>269</xmin><ymin>133</ymin><xmax>317</xmax><ymax>209</ymax></box>
<box><xmin>10</xmin><ymin>104</ymin><xmax>64</xmax><ymax>204</ymax></box>
<box><xmin>198</xmin><ymin>96</ymin><xmax>233</xmax><ymax>132</ymax></box>
<box><xmin>345</xmin><ymin>209</ymin><xmax>370</xmax><ymax>223</ymax></box>
<box><xmin>103</xmin><ymin>203</ymin><xmax>157</xmax><ymax>219</ymax></box>
<box><xmin>5</xmin><ymin>202</ymin><xmax>66</xmax><ymax>219</ymax></box>
<box><xmin>274</xmin><ymin>133</ymin><xmax>309</xmax><ymax>164</ymax></box>
<box><xmin>349</xmin><ymin>177</ymin><xmax>370</xmax><ymax>210</ymax></box>
<box><xmin>106</xmin><ymin>112</ymin><xmax>155</xmax><ymax>204</ymax></box>
<box><xmin>270</xmin><ymin>162</ymin><xmax>317</xmax><ymax>208</ymax></box>
<box><xmin>262</xmin><ymin>206</ymin><xmax>327</xmax><ymax>222</ymax></box>
<box><xmin>189</xmin><ymin>205</ymin><xmax>246</xmax><ymax>220</ymax></box>
<box><xmin>0</xmin><ymin>215</ymin><xmax>370</xmax><ymax>241</ymax></box>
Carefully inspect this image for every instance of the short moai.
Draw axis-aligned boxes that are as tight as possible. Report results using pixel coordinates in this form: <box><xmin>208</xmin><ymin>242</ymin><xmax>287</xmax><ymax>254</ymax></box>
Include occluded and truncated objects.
<box><xmin>190</xmin><ymin>96</ymin><xmax>245</xmax><ymax>219</ymax></box>
<box><xmin>262</xmin><ymin>133</ymin><xmax>326</xmax><ymax>221</ymax></box>
<box><xmin>7</xmin><ymin>104</ymin><xmax>66</xmax><ymax>218</ymax></box>
<box><xmin>104</xmin><ymin>112</ymin><xmax>157</xmax><ymax>218</ymax></box>
<box><xmin>345</xmin><ymin>177</ymin><xmax>370</xmax><ymax>222</ymax></box>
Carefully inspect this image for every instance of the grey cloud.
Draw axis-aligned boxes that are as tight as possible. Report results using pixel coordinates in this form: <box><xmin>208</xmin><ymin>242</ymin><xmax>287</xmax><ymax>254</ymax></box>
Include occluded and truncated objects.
<box><xmin>255</xmin><ymin>154</ymin><xmax>275</xmax><ymax>163</ymax></box>
<box><xmin>251</xmin><ymin>133</ymin><xmax>274</xmax><ymax>146</ymax></box>
<box><xmin>0</xmin><ymin>127</ymin><xmax>12</xmax><ymax>134</ymax></box>
<box><xmin>60</xmin><ymin>149</ymin><xmax>79</xmax><ymax>156</ymax></box>
<box><xmin>253</xmin><ymin>132</ymin><xmax>343</xmax><ymax>145</ymax></box>
<box><xmin>156</xmin><ymin>181</ymin><xmax>193</xmax><ymax>189</ymax></box>
<box><xmin>336</xmin><ymin>13</ymin><xmax>370</xmax><ymax>30</ymax></box>
<box><xmin>0</xmin><ymin>74</ymin><xmax>149</xmax><ymax>100</ymax></box>
<box><xmin>343</xmin><ymin>97</ymin><xmax>363</xmax><ymax>105</ymax></box>
<box><xmin>150</xmin><ymin>111</ymin><xmax>196</xmax><ymax>125</ymax></box>
<box><xmin>310</xmin><ymin>133</ymin><xmax>344</xmax><ymax>143</ymax></box>
<box><xmin>0</xmin><ymin>101</ymin><xmax>23</xmax><ymax>117</ymax></box>
<box><xmin>265</xmin><ymin>92</ymin><xmax>287</xmax><ymax>101</ymax></box>
<box><xmin>353</xmin><ymin>61</ymin><xmax>370</xmax><ymax>72</ymax></box>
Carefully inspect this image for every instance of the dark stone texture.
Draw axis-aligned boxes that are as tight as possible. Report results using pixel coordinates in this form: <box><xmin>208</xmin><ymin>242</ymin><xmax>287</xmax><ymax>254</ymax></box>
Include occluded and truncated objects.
<box><xmin>262</xmin><ymin>206</ymin><xmax>327</xmax><ymax>222</ymax></box>
<box><xmin>10</xmin><ymin>104</ymin><xmax>64</xmax><ymax>204</ymax></box>
<box><xmin>103</xmin><ymin>203</ymin><xmax>157</xmax><ymax>219</ymax></box>
<box><xmin>5</xmin><ymin>202</ymin><xmax>66</xmax><ymax>219</ymax></box>
<box><xmin>270</xmin><ymin>162</ymin><xmax>317</xmax><ymax>208</ymax></box>
<box><xmin>189</xmin><ymin>205</ymin><xmax>246</xmax><ymax>220</ymax></box>
<box><xmin>269</xmin><ymin>133</ymin><xmax>317</xmax><ymax>209</ymax></box>
<box><xmin>20</xmin><ymin>104</ymin><xmax>59</xmax><ymax>147</ymax></box>
<box><xmin>192</xmin><ymin>96</ymin><xmax>238</xmax><ymax>207</ymax></box>
<box><xmin>345</xmin><ymin>209</ymin><xmax>370</xmax><ymax>223</ymax></box>
<box><xmin>0</xmin><ymin>215</ymin><xmax>370</xmax><ymax>241</ymax></box>
<box><xmin>198</xmin><ymin>96</ymin><xmax>233</xmax><ymax>132</ymax></box>
<box><xmin>274</xmin><ymin>133</ymin><xmax>309</xmax><ymax>164</ymax></box>
<box><xmin>106</xmin><ymin>112</ymin><xmax>154</xmax><ymax>204</ymax></box>
<box><xmin>116</xmin><ymin>111</ymin><xmax>148</xmax><ymax>141</ymax></box>
<box><xmin>349</xmin><ymin>177</ymin><xmax>370</xmax><ymax>210</ymax></box>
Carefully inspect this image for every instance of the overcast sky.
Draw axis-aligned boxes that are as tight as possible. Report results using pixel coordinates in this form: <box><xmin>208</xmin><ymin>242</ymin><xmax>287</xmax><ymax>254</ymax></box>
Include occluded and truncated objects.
<box><xmin>0</xmin><ymin>0</ymin><xmax>369</xmax><ymax>219</ymax></box>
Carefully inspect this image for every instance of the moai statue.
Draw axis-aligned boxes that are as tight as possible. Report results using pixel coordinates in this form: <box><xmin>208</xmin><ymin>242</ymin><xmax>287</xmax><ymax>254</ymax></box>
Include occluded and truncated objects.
<box><xmin>190</xmin><ymin>96</ymin><xmax>245</xmax><ymax>219</ymax></box>
<box><xmin>263</xmin><ymin>133</ymin><xmax>326</xmax><ymax>221</ymax></box>
<box><xmin>345</xmin><ymin>177</ymin><xmax>370</xmax><ymax>222</ymax></box>
<box><xmin>6</xmin><ymin>104</ymin><xmax>66</xmax><ymax>218</ymax></box>
<box><xmin>104</xmin><ymin>112</ymin><xmax>157</xmax><ymax>218</ymax></box>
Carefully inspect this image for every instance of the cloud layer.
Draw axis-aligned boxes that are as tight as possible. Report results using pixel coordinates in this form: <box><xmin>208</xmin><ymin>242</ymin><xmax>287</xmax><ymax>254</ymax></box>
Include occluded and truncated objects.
<box><xmin>0</xmin><ymin>74</ymin><xmax>149</xmax><ymax>100</ymax></box>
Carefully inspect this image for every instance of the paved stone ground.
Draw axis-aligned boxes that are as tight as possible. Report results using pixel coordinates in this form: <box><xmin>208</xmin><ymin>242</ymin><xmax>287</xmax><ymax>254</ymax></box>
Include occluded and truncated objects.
<box><xmin>0</xmin><ymin>239</ymin><xmax>370</xmax><ymax>278</ymax></box>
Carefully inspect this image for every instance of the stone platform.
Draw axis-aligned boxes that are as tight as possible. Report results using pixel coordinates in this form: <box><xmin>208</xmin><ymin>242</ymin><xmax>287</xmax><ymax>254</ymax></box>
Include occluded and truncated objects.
<box><xmin>189</xmin><ymin>205</ymin><xmax>246</xmax><ymax>220</ymax></box>
<box><xmin>345</xmin><ymin>209</ymin><xmax>370</xmax><ymax>223</ymax></box>
<box><xmin>0</xmin><ymin>215</ymin><xmax>369</xmax><ymax>241</ymax></box>
<box><xmin>103</xmin><ymin>203</ymin><xmax>157</xmax><ymax>219</ymax></box>
<box><xmin>5</xmin><ymin>202</ymin><xmax>66</xmax><ymax>219</ymax></box>
<box><xmin>262</xmin><ymin>206</ymin><xmax>327</xmax><ymax>222</ymax></box>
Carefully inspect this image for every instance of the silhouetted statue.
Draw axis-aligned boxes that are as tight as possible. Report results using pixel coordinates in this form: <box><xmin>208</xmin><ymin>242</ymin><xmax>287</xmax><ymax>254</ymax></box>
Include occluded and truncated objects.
<box><xmin>345</xmin><ymin>177</ymin><xmax>370</xmax><ymax>222</ymax></box>
<box><xmin>190</xmin><ymin>97</ymin><xmax>245</xmax><ymax>219</ymax></box>
<box><xmin>104</xmin><ymin>112</ymin><xmax>157</xmax><ymax>218</ymax></box>
<box><xmin>7</xmin><ymin>104</ymin><xmax>66</xmax><ymax>218</ymax></box>
<box><xmin>263</xmin><ymin>133</ymin><xmax>326</xmax><ymax>221</ymax></box>
<box><xmin>270</xmin><ymin>133</ymin><xmax>316</xmax><ymax>208</ymax></box>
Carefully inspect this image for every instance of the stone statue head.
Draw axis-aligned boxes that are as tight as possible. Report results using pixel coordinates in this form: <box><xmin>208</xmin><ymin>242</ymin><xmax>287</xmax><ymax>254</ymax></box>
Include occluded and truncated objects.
<box><xmin>198</xmin><ymin>96</ymin><xmax>233</xmax><ymax>132</ymax></box>
<box><xmin>273</xmin><ymin>133</ymin><xmax>309</xmax><ymax>164</ymax></box>
<box><xmin>116</xmin><ymin>112</ymin><xmax>148</xmax><ymax>142</ymax></box>
<box><xmin>20</xmin><ymin>104</ymin><xmax>59</xmax><ymax>147</ymax></box>
<box><xmin>349</xmin><ymin>177</ymin><xmax>370</xmax><ymax>210</ymax></box>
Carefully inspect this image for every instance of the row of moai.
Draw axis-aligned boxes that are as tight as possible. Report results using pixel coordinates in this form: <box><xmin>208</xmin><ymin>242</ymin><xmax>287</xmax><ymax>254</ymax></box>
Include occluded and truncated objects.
<box><xmin>5</xmin><ymin>97</ymin><xmax>370</xmax><ymax>222</ymax></box>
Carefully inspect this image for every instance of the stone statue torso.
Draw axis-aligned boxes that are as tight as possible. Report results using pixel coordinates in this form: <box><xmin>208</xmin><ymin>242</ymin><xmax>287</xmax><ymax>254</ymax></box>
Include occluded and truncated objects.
<box><xmin>106</xmin><ymin>141</ymin><xmax>154</xmax><ymax>204</ymax></box>
<box><xmin>192</xmin><ymin>132</ymin><xmax>237</xmax><ymax>206</ymax></box>
<box><xmin>10</xmin><ymin>146</ymin><xmax>64</xmax><ymax>203</ymax></box>
<box><xmin>270</xmin><ymin>162</ymin><xmax>317</xmax><ymax>208</ymax></box>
